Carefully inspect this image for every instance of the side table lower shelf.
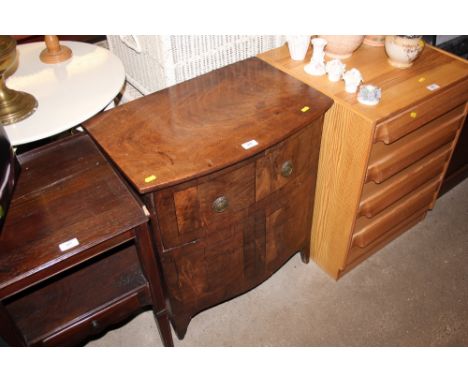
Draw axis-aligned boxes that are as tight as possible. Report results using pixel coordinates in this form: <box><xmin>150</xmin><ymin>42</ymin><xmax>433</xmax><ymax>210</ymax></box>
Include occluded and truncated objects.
<box><xmin>4</xmin><ymin>242</ymin><xmax>151</xmax><ymax>346</ymax></box>
<box><xmin>0</xmin><ymin>134</ymin><xmax>173</xmax><ymax>346</ymax></box>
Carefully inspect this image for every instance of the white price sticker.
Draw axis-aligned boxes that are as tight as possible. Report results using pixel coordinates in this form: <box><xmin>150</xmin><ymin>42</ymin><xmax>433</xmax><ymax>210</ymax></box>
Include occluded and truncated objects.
<box><xmin>59</xmin><ymin>238</ymin><xmax>80</xmax><ymax>252</ymax></box>
<box><xmin>426</xmin><ymin>83</ymin><xmax>440</xmax><ymax>91</ymax></box>
<box><xmin>241</xmin><ymin>140</ymin><xmax>258</xmax><ymax>150</ymax></box>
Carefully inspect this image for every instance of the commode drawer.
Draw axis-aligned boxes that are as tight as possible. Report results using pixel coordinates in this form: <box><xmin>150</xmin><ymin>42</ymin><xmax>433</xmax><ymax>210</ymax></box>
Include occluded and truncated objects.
<box><xmin>366</xmin><ymin>105</ymin><xmax>464</xmax><ymax>184</ymax></box>
<box><xmin>352</xmin><ymin>178</ymin><xmax>440</xmax><ymax>249</ymax></box>
<box><xmin>359</xmin><ymin>144</ymin><xmax>451</xmax><ymax>218</ymax></box>
<box><xmin>154</xmin><ymin>161</ymin><xmax>256</xmax><ymax>250</ymax></box>
<box><xmin>255</xmin><ymin>119</ymin><xmax>322</xmax><ymax>202</ymax></box>
<box><xmin>374</xmin><ymin>80</ymin><xmax>467</xmax><ymax>144</ymax></box>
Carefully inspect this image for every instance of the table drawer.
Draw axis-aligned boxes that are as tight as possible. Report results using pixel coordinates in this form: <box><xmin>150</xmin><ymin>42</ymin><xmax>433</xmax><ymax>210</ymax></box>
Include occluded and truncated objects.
<box><xmin>359</xmin><ymin>144</ymin><xmax>451</xmax><ymax>218</ymax></box>
<box><xmin>352</xmin><ymin>177</ymin><xmax>440</xmax><ymax>249</ymax></box>
<box><xmin>366</xmin><ymin>105</ymin><xmax>464</xmax><ymax>184</ymax></box>
<box><xmin>374</xmin><ymin>80</ymin><xmax>468</xmax><ymax>144</ymax></box>
<box><xmin>40</xmin><ymin>292</ymin><xmax>146</xmax><ymax>346</ymax></box>
<box><xmin>155</xmin><ymin>161</ymin><xmax>256</xmax><ymax>249</ymax></box>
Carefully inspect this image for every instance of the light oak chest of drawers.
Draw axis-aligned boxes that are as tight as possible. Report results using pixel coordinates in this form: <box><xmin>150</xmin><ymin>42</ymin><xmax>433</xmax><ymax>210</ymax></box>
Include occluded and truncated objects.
<box><xmin>259</xmin><ymin>43</ymin><xmax>468</xmax><ymax>279</ymax></box>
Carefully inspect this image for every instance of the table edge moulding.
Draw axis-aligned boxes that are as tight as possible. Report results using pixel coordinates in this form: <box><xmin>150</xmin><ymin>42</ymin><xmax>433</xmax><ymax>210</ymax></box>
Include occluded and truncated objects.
<box><xmin>84</xmin><ymin>57</ymin><xmax>333</xmax><ymax>339</ymax></box>
<box><xmin>258</xmin><ymin>42</ymin><xmax>468</xmax><ymax>280</ymax></box>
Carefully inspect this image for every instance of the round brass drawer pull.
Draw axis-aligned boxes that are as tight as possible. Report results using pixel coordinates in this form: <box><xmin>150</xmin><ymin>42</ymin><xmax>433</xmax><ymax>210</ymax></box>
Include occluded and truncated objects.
<box><xmin>281</xmin><ymin>160</ymin><xmax>294</xmax><ymax>177</ymax></box>
<box><xmin>212</xmin><ymin>195</ymin><xmax>229</xmax><ymax>213</ymax></box>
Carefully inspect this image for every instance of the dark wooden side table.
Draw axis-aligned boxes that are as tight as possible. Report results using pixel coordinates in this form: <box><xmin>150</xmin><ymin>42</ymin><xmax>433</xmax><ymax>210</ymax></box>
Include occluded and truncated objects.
<box><xmin>0</xmin><ymin>134</ymin><xmax>173</xmax><ymax>346</ymax></box>
<box><xmin>85</xmin><ymin>57</ymin><xmax>332</xmax><ymax>339</ymax></box>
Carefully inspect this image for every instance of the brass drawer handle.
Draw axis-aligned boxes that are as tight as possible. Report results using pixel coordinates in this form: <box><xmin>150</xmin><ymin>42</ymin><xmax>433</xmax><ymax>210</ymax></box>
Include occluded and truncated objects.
<box><xmin>212</xmin><ymin>196</ymin><xmax>229</xmax><ymax>213</ymax></box>
<box><xmin>281</xmin><ymin>160</ymin><xmax>294</xmax><ymax>178</ymax></box>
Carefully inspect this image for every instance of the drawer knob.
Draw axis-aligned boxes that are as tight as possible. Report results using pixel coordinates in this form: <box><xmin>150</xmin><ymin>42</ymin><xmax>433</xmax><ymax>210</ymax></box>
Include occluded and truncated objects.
<box><xmin>281</xmin><ymin>160</ymin><xmax>294</xmax><ymax>178</ymax></box>
<box><xmin>212</xmin><ymin>196</ymin><xmax>229</xmax><ymax>213</ymax></box>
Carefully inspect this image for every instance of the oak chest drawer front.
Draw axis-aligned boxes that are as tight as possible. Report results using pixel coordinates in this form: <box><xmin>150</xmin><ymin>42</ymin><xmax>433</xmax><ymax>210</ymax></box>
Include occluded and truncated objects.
<box><xmin>374</xmin><ymin>80</ymin><xmax>468</xmax><ymax>144</ymax></box>
<box><xmin>359</xmin><ymin>144</ymin><xmax>452</xmax><ymax>218</ymax></box>
<box><xmin>346</xmin><ymin>208</ymin><xmax>428</xmax><ymax>269</ymax></box>
<box><xmin>255</xmin><ymin>118</ymin><xmax>323</xmax><ymax>202</ymax></box>
<box><xmin>352</xmin><ymin>178</ymin><xmax>440</xmax><ymax>249</ymax></box>
<box><xmin>366</xmin><ymin>105</ymin><xmax>464</xmax><ymax>184</ymax></box>
<box><xmin>155</xmin><ymin>162</ymin><xmax>256</xmax><ymax>250</ymax></box>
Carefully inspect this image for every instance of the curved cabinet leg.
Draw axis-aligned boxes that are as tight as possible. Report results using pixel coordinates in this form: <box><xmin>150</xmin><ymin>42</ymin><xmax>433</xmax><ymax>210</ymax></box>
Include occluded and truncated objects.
<box><xmin>171</xmin><ymin>314</ymin><xmax>191</xmax><ymax>340</ymax></box>
<box><xmin>300</xmin><ymin>248</ymin><xmax>310</xmax><ymax>264</ymax></box>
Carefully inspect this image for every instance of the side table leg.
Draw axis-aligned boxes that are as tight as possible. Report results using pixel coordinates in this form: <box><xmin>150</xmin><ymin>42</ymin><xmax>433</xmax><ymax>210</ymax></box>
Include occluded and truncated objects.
<box><xmin>135</xmin><ymin>224</ymin><xmax>174</xmax><ymax>347</ymax></box>
<box><xmin>0</xmin><ymin>303</ymin><xmax>26</xmax><ymax>346</ymax></box>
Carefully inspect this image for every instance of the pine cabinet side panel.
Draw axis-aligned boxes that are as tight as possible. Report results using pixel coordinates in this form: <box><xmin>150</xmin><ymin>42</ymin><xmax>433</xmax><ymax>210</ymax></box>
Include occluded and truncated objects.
<box><xmin>429</xmin><ymin>101</ymin><xmax>468</xmax><ymax>209</ymax></box>
<box><xmin>311</xmin><ymin>103</ymin><xmax>375</xmax><ymax>278</ymax></box>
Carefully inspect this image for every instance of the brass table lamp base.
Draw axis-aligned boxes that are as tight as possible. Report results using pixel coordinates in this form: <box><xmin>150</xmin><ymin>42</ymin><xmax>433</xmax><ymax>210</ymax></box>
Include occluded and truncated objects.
<box><xmin>0</xmin><ymin>36</ymin><xmax>38</xmax><ymax>126</ymax></box>
<box><xmin>0</xmin><ymin>89</ymin><xmax>38</xmax><ymax>126</ymax></box>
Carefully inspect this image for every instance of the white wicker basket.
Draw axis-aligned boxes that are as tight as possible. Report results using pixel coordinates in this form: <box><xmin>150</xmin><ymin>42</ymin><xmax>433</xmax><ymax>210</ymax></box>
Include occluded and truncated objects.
<box><xmin>107</xmin><ymin>35</ymin><xmax>286</xmax><ymax>96</ymax></box>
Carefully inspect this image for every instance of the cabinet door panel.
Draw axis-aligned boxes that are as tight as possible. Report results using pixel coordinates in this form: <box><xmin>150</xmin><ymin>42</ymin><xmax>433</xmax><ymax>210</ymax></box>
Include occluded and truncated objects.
<box><xmin>265</xmin><ymin>174</ymin><xmax>313</xmax><ymax>272</ymax></box>
<box><xmin>160</xmin><ymin>224</ymin><xmax>247</xmax><ymax>317</ymax></box>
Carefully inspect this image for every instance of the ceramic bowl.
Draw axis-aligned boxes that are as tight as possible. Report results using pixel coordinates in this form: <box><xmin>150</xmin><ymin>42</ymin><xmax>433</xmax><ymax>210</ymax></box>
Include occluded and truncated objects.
<box><xmin>319</xmin><ymin>35</ymin><xmax>364</xmax><ymax>59</ymax></box>
<box><xmin>363</xmin><ymin>35</ymin><xmax>385</xmax><ymax>47</ymax></box>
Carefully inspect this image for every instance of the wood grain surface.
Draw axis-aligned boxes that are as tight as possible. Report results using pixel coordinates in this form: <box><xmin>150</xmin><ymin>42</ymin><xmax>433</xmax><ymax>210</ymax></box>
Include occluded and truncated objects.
<box><xmin>309</xmin><ymin>103</ymin><xmax>375</xmax><ymax>278</ymax></box>
<box><xmin>84</xmin><ymin>57</ymin><xmax>332</xmax><ymax>194</ymax></box>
